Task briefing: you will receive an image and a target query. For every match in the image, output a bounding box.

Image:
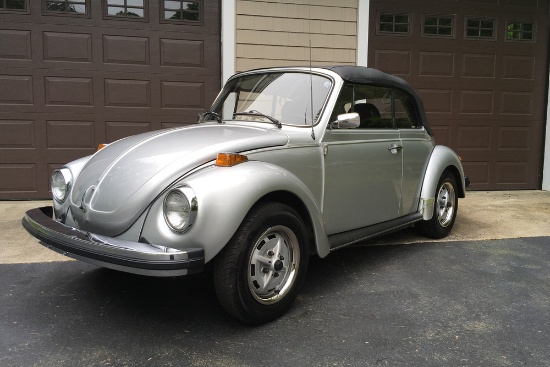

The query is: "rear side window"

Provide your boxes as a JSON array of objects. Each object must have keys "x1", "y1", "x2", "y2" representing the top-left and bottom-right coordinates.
[{"x1": 394, "y1": 90, "x2": 418, "y2": 128}]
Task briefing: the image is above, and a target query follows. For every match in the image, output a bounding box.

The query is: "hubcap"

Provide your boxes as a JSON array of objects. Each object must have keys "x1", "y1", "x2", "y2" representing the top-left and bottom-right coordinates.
[
  {"x1": 247, "y1": 225, "x2": 300, "y2": 304},
  {"x1": 436, "y1": 181, "x2": 455, "y2": 227}
]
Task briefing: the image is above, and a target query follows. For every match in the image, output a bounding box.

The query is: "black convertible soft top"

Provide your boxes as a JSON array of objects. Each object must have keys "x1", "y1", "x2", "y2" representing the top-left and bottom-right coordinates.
[{"x1": 322, "y1": 66, "x2": 433, "y2": 135}]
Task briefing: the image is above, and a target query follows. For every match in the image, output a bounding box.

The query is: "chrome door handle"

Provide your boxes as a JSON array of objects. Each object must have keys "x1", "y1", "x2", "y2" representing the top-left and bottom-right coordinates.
[{"x1": 388, "y1": 143, "x2": 403, "y2": 153}]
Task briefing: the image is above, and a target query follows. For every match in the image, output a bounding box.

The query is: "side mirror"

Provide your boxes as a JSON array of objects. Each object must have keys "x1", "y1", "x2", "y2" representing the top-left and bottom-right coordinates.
[{"x1": 334, "y1": 112, "x2": 360, "y2": 129}]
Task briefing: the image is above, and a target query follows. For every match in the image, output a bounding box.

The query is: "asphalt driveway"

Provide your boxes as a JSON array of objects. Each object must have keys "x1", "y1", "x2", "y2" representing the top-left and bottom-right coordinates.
[{"x1": 2, "y1": 236, "x2": 550, "y2": 367}]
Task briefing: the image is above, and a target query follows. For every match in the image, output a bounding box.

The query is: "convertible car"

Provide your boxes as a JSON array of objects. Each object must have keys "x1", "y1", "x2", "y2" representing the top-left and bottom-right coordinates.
[{"x1": 23, "y1": 66, "x2": 468, "y2": 324}]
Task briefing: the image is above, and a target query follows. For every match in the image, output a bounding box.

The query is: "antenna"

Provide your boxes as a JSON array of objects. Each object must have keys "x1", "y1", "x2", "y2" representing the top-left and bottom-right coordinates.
[{"x1": 308, "y1": 2, "x2": 315, "y2": 140}]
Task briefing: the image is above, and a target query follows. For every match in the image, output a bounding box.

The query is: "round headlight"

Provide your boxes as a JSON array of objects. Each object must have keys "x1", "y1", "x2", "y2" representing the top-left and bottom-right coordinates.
[
  {"x1": 51, "y1": 168, "x2": 72, "y2": 203},
  {"x1": 163, "y1": 186, "x2": 197, "y2": 233}
]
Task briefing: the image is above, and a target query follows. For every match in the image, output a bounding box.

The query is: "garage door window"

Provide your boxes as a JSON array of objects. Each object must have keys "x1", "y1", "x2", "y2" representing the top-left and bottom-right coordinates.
[
  {"x1": 506, "y1": 21, "x2": 535, "y2": 42},
  {"x1": 423, "y1": 15, "x2": 454, "y2": 37},
  {"x1": 378, "y1": 13, "x2": 410, "y2": 35},
  {"x1": 0, "y1": 0, "x2": 26, "y2": 11},
  {"x1": 105, "y1": 0, "x2": 146, "y2": 19},
  {"x1": 466, "y1": 18, "x2": 496, "y2": 40},
  {"x1": 45, "y1": 0, "x2": 87, "y2": 15},
  {"x1": 162, "y1": 0, "x2": 200, "y2": 22}
]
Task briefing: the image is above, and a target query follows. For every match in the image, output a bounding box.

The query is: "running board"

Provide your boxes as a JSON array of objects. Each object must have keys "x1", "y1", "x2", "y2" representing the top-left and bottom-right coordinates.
[{"x1": 328, "y1": 213, "x2": 423, "y2": 251}]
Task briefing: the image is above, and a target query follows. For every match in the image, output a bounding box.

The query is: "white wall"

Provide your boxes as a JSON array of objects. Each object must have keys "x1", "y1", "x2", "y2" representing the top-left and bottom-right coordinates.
[
  {"x1": 221, "y1": 0, "x2": 236, "y2": 84},
  {"x1": 356, "y1": 0, "x2": 369, "y2": 66}
]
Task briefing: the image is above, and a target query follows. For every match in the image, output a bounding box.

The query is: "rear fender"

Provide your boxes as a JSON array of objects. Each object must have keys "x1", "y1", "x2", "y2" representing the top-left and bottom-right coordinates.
[{"x1": 419, "y1": 146, "x2": 466, "y2": 220}]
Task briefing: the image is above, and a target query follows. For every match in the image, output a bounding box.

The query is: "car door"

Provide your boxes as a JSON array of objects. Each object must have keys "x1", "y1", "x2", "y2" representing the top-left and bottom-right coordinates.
[
  {"x1": 394, "y1": 89, "x2": 434, "y2": 215},
  {"x1": 322, "y1": 84, "x2": 403, "y2": 235}
]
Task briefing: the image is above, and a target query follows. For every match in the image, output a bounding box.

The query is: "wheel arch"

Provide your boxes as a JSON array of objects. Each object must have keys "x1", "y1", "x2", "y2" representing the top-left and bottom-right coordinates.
[
  {"x1": 254, "y1": 190, "x2": 318, "y2": 256},
  {"x1": 419, "y1": 145, "x2": 466, "y2": 220}
]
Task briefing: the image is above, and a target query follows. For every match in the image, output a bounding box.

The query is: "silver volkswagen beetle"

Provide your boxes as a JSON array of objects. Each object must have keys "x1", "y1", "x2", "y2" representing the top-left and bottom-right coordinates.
[{"x1": 23, "y1": 66, "x2": 469, "y2": 324}]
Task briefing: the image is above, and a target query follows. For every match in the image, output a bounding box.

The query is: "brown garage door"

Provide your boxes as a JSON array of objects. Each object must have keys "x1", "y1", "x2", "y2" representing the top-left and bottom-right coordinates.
[
  {"x1": 369, "y1": 0, "x2": 548, "y2": 190},
  {"x1": 0, "y1": 0, "x2": 220, "y2": 199}
]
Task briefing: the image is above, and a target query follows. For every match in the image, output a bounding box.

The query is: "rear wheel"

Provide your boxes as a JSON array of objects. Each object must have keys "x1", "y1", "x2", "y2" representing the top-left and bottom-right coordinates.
[
  {"x1": 416, "y1": 171, "x2": 458, "y2": 239},
  {"x1": 213, "y1": 202, "x2": 309, "y2": 324}
]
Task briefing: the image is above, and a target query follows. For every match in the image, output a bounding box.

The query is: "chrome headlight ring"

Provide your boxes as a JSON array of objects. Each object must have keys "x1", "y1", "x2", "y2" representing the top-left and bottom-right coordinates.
[
  {"x1": 51, "y1": 168, "x2": 73, "y2": 203},
  {"x1": 163, "y1": 186, "x2": 198, "y2": 234}
]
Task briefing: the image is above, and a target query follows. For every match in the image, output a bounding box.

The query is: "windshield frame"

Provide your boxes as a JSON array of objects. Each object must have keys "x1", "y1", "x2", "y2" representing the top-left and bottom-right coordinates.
[{"x1": 209, "y1": 70, "x2": 335, "y2": 128}]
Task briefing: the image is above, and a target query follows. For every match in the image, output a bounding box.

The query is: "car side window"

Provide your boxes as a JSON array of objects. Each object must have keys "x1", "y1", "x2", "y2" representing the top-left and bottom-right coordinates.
[
  {"x1": 394, "y1": 90, "x2": 419, "y2": 128},
  {"x1": 330, "y1": 83, "x2": 420, "y2": 129}
]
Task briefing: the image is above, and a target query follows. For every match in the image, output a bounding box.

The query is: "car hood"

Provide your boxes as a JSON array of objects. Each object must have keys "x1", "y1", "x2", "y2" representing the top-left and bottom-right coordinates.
[{"x1": 69, "y1": 124, "x2": 288, "y2": 235}]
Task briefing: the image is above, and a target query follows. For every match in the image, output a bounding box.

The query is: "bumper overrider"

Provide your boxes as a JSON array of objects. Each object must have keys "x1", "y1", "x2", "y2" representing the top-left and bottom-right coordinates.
[{"x1": 22, "y1": 206, "x2": 204, "y2": 277}]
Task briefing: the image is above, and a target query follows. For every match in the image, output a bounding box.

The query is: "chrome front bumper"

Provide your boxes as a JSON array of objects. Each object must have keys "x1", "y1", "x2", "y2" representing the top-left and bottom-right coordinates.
[{"x1": 22, "y1": 207, "x2": 204, "y2": 277}]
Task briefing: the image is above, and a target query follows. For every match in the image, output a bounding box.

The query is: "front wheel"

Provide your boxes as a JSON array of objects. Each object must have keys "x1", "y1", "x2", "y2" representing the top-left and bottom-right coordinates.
[
  {"x1": 213, "y1": 202, "x2": 309, "y2": 324},
  {"x1": 416, "y1": 171, "x2": 458, "y2": 239}
]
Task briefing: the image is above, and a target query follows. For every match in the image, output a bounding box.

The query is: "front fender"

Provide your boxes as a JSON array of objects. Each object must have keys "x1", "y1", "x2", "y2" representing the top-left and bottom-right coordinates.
[
  {"x1": 140, "y1": 161, "x2": 330, "y2": 263},
  {"x1": 419, "y1": 145, "x2": 466, "y2": 220}
]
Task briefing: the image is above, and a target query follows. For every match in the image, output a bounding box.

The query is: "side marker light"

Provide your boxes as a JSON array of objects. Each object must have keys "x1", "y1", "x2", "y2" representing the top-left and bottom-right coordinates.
[{"x1": 216, "y1": 153, "x2": 248, "y2": 167}]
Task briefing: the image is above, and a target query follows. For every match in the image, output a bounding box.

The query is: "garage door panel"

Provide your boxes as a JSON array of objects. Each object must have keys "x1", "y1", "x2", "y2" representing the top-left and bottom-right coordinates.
[
  {"x1": 161, "y1": 81, "x2": 204, "y2": 109},
  {"x1": 502, "y1": 55, "x2": 535, "y2": 80},
  {"x1": 0, "y1": 164, "x2": 37, "y2": 195},
  {"x1": 459, "y1": 90, "x2": 494, "y2": 114},
  {"x1": 419, "y1": 51, "x2": 454, "y2": 77},
  {"x1": 430, "y1": 126, "x2": 451, "y2": 147},
  {"x1": 458, "y1": 126, "x2": 492, "y2": 150},
  {"x1": 0, "y1": 119, "x2": 35, "y2": 149},
  {"x1": 496, "y1": 162, "x2": 529, "y2": 185},
  {"x1": 45, "y1": 77, "x2": 94, "y2": 107},
  {"x1": 0, "y1": 75, "x2": 33, "y2": 105},
  {"x1": 160, "y1": 38, "x2": 204, "y2": 67},
  {"x1": 374, "y1": 49, "x2": 411, "y2": 76},
  {"x1": 500, "y1": 91, "x2": 533, "y2": 115},
  {"x1": 461, "y1": 162, "x2": 490, "y2": 186},
  {"x1": 498, "y1": 126, "x2": 531, "y2": 148},
  {"x1": 419, "y1": 89, "x2": 453, "y2": 114},
  {"x1": 104, "y1": 79, "x2": 151, "y2": 108},
  {"x1": 43, "y1": 31, "x2": 92, "y2": 63},
  {"x1": 462, "y1": 53, "x2": 496, "y2": 78},
  {"x1": 46, "y1": 120, "x2": 95, "y2": 149},
  {"x1": 103, "y1": 35, "x2": 150, "y2": 66},
  {"x1": 0, "y1": 29, "x2": 32, "y2": 61}
]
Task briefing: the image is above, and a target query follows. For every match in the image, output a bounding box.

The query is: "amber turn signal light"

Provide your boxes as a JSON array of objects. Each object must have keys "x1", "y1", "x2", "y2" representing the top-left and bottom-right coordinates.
[
  {"x1": 97, "y1": 143, "x2": 108, "y2": 151},
  {"x1": 216, "y1": 153, "x2": 248, "y2": 167}
]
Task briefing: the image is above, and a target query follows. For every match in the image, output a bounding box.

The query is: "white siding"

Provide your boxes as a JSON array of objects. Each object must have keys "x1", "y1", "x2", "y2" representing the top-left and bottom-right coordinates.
[{"x1": 235, "y1": 0, "x2": 358, "y2": 72}]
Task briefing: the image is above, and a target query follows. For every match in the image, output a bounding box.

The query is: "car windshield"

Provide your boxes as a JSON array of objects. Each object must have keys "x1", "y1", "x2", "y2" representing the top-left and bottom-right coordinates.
[{"x1": 212, "y1": 72, "x2": 333, "y2": 126}]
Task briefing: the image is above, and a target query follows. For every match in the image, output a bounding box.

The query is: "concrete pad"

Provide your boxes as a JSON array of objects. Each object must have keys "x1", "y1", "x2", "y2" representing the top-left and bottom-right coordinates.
[
  {"x1": 0, "y1": 200, "x2": 70, "y2": 264},
  {"x1": 2, "y1": 190, "x2": 550, "y2": 264}
]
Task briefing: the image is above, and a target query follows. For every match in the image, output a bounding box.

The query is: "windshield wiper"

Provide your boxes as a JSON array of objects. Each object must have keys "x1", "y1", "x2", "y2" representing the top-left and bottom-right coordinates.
[
  {"x1": 199, "y1": 110, "x2": 222, "y2": 123},
  {"x1": 233, "y1": 110, "x2": 282, "y2": 129}
]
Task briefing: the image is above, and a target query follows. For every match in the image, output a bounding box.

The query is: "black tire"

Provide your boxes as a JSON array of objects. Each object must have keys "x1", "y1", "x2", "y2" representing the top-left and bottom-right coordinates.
[
  {"x1": 213, "y1": 202, "x2": 309, "y2": 324},
  {"x1": 416, "y1": 170, "x2": 458, "y2": 239}
]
